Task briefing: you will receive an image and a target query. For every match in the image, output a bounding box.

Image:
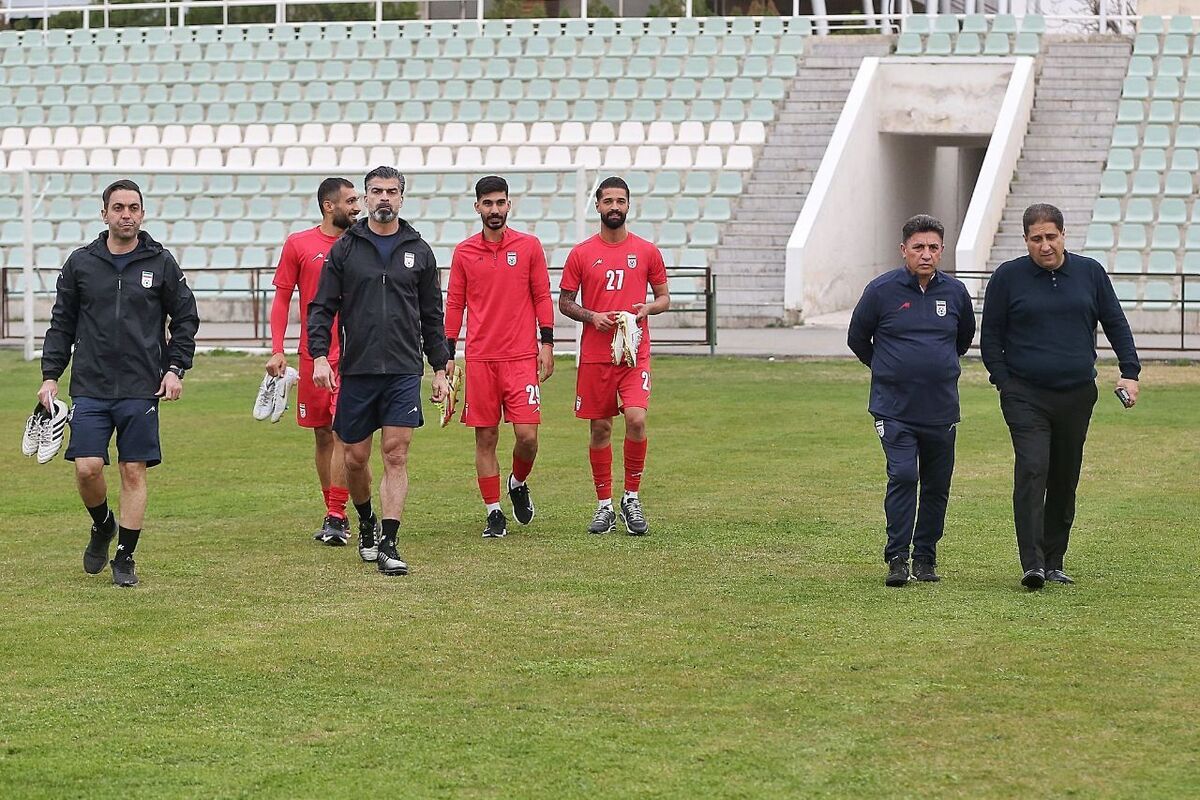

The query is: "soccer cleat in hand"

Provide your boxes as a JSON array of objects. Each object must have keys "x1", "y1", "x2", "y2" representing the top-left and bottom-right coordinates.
[
  {"x1": 252, "y1": 372, "x2": 277, "y2": 421},
  {"x1": 21, "y1": 403, "x2": 44, "y2": 457},
  {"x1": 271, "y1": 367, "x2": 299, "y2": 423},
  {"x1": 434, "y1": 364, "x2": 464, "y2": 428},
  {"x1": 37, "y1": 399, "x2": 69, "y2": 464},
  {"x1": 610, "y1": 311, "x2": 641, "y2": 367}
]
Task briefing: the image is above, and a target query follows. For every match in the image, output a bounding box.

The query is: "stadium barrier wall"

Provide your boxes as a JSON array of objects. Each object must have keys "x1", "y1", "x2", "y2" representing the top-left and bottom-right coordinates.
[{"x1": 955, "y1": 54, "x2": 1035, "y2": 294}]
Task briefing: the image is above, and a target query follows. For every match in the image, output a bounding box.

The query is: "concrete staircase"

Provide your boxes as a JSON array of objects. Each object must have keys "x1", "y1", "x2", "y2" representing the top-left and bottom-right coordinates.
[
  {"x1": 988, "y1": 37, "x2": 1131, "y2": 269},
  {"x1": 712, "y1": 36, "x2": 893, "y2": 327}
]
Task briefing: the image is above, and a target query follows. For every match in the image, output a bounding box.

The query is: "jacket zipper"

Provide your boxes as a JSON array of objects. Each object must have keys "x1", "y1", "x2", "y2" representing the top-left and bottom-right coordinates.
[
  {"x1": 114, "y1": 273, "x2": 122, "y2": 397},
  {"x1": 380, "y1": 269, "x2": 388, "y2": 373}
]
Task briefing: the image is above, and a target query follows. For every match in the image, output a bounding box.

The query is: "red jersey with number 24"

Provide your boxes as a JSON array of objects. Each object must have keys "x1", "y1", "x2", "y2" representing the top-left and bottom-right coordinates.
[
  {"x1": 272, "y1": 226, "x2": 340, "y2": 361},
  {"x1": 559, "y1": 231, "x2": 668, "y2": 365}
]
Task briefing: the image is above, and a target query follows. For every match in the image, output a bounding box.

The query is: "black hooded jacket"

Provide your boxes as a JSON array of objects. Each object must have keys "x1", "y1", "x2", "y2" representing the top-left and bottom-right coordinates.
[
  {"x1": 308, "y1": 218, "x2": 450, "y2": 375},
  {"x1": 41, "y1": 230, "x2": 200, "y2": 400}
]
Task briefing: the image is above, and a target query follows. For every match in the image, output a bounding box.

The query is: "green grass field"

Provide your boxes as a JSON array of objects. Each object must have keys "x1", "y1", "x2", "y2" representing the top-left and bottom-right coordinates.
[{"x1": 0, "y1": 350, "x2": 1198, "y2": 799}]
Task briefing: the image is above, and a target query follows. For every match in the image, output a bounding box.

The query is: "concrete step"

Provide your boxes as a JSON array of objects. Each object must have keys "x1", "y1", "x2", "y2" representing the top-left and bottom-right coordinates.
[
  {"x1": 767, "y1": 133, "x2": 841, "y2": 147},
  {"x1": 744, "y1": 180, "x2": 812, "y2": 194},
  {"x1": 1036, "y1": 99, "x2": 1122, "y2": 111},
  {"x1": 776, "y1": 111, "x2": 843, "y2": 125},
  {"x1": 709, "y1": 272, "x2": 785, "y2": 289},
  {"x1": 721, "y1": 232, "x2": 794, "y2": 248},
  {"x1": 711, "y1": 246, "x2": 788, "y2": 265}
]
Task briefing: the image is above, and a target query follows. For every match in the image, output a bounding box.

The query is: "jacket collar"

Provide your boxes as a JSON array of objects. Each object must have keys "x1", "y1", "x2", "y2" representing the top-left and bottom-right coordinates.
[
  {"x1": 86, "y1": 229, "x2": 163, "y2": 264},
  {"x1": 1026, "y1": 252, "x2": 1072, "y2": 277},
  {"x1": 345, "y1": 216, "x2": 422, "y2": 244},
  {"x1": 900, "y1": 266, "x2": 943, "y2": 290}
]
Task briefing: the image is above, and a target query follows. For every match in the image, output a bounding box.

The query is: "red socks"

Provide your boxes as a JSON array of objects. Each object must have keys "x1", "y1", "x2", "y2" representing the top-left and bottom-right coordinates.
[
  {"x1": 589, "y1": 445, "x2": 613, "y2": 501},
  {"x1": 624, "y1": 437, "x2": 647, "y2": 493},
  {"x1": 324, "y1": 486, "x2": 349, "y2": 520},
  {"x1": 478, "y1": 474, "x2": 501, "y2": 505},
  {"x1": 512, "y1": 455, "x2": 534, "y2": 484}
]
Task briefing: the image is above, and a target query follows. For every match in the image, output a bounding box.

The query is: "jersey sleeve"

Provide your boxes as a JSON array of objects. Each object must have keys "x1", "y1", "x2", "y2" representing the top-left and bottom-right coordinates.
[
  {"x1": 444, "y1": 245, "x2": 467, "y2": 342},
  {"x1": 271, "y1": 236, "x2": 300, "y2": 290},
  {"x1": 529, "y1": 240, "x2": 555, "y2": 328},
  {"x1": 559, "y1": 247, "x2": 582, "y2": 293},
  {"x1": 647, "y1": 245, "x2": 668, "y2": 287}
]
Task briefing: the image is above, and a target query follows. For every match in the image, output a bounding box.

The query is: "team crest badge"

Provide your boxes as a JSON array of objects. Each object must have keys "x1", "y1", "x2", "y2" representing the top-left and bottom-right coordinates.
[
  {"x1": 875, "y1": 420, "x2": 885, "y2": 438},
  {"x1": 935, "y1": 300, "x2": 947, "y2": 317},
  {"x1": 140, "y1": 270, "x2": 153, "y2": 288},
  {"x1": 403, "y1": 252, "x2": 415, "y2": 269},
  {"x1": 507, "y1": 251, "x2": 517, "y2": 267},
  {"x1": 627, "y1": 254, "x2": 637, "y2": 269}
]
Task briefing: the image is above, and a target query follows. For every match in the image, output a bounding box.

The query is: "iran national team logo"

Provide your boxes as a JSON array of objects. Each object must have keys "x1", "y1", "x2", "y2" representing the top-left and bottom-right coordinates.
[
  {"x1": 935, "y1": 300, "x2": 947, "y2": 317},
  {"x1": 140, "y1": 270, "x2": 153, "y2": 288},
  {"x1": 403, "y1": 252, "x2": 415, "y2": 269},
  {"x1": 627, "y1": 254, "x2": 637, "y2": 269},
  {"x1": 507, "y1": 251, "x2": 517, "y2": 267}
]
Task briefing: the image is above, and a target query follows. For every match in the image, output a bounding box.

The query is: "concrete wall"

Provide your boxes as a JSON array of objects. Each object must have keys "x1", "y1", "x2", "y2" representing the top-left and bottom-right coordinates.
[{"x1": 786, "y1": 57, "x2": 1016, "y2": 319}]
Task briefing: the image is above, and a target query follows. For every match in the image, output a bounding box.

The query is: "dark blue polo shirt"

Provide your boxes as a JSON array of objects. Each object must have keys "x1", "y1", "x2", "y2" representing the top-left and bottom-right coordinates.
[
  {"x1": 847, "y1": 268, "x2": 976, "y2": 425},
  {"x1": 980, "y1": 252, "x2": 1140, "y2": 390}
]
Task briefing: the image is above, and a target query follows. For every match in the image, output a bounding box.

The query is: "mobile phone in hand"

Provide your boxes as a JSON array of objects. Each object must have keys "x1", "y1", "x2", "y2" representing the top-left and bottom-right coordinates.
[{"x1": 1114, "y1": 387, "x2": 1133, "y2": 408}]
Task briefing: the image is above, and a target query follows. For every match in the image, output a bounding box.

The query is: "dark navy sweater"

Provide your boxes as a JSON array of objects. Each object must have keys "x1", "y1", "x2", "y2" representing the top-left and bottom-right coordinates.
[
  {"x1": 847, "y1": 268, "x2": 976, "y2": 425},
  {"x1": 980, "y1": 252, "x2": 1140, "y2": 390}
]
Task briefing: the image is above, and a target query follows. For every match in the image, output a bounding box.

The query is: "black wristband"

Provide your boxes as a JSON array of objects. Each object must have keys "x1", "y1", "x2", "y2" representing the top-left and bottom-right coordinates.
[
  {"x1": 539, "y1": 327, "x2": 554, "y2": 345},
  {"x1": 167, "y1": 365, "x2": 185, "y2": 379},
  {"x1": 447, "y1": 338, "x2": 457, "y2": 358}
]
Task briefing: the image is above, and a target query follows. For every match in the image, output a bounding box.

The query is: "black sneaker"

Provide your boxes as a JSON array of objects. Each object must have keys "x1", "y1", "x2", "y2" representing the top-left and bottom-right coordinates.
[
  {"x1": 83, "y1": 513, "x2": 117, "y2": 575},
  {"x1": 111, "y1": 557, "x2": 139, "y2": 587},
  {"x1": 376, "y1": 538, "x2": 409, "y2": 576},
  {"x1": 313, "y1": 515, "x2": 350, "y2": 546},
  {"x1": 911, "y1": 557, "x2": 940, "y2": 582},
  {"x1": 483, "y1": 508, "x2": 508, "y2": 539},
  {"x1": 619, "y1": 495, "x2": 649, "y2": 535},
  {"x1": 885, "y1": 556, "x2": 910, "y2": 587},
  {"x1": 358, "y1": 516, "x2": 380, "y2": 563},
  {"x1": 1045, "y1": 569, "x2": 1074, "y2": 585},
  {"x1": 508, "y1": 475, "x2": 535, "y2": 525},
  {"x1": 587, "y1": 505, "x2": 617, "y2": 535},
  {"x1": 1021, "y1": 568, "x2": 1046, "y2": 589}
]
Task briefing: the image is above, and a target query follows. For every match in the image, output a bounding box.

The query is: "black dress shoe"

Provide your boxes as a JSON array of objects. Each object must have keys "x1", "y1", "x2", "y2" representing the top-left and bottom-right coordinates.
[
  {"x1": 885, "y1": 556, "x2": 910, "y2": 587},
  {"x1": 911, "y1": 557, "x2": 940, "y2": 582},
  {"x1": 1021, "y1": 568, "x2": 1045, "y2": 589},
  {"x1": 1045, "y1": 569, "x2": 1075, "y2": 585}
]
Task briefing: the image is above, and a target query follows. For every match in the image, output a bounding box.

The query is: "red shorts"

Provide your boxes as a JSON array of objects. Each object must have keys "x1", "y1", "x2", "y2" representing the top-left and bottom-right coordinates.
[
  {"x1": 297, "y1": 356, "x2": 339, "y2": 429},
  {"x1": 462, "y1": 357, "x2": 542, "y2": 427},
  {"x1": 574, "y1": 360, "x2": 652, "y2": 419}
]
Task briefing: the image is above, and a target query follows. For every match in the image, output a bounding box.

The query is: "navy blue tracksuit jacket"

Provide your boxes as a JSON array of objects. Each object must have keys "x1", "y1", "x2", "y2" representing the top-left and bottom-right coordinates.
[{"x1": 847, "y1": 267, "x2": 976, "y2": 565}]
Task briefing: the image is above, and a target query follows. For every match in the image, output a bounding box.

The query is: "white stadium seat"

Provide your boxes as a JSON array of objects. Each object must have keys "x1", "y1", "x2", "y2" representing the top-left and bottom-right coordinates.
[
  {"x1": 144, "y1": 148, "x2": 170, "y2": 168},
  {"x1": 359, "y1": 122, "x2": 383, "y2": 143},
  {"x1": 62, "y1": 149, "x2": 88, "y2": 168},
  {"x1": 252, "y1": 147, "x2": 279, "y2": 168},
  {"x1": 282, "y1": 146, "x2": 309, "y2": 168},
  {"x1": 677, "y1": 121, "x2": 706, "y2": 145},
  {"x1": 133, "y1": 126, "x2": 159, "y2": 146},
  {"x1": 197, "y1": 148, "x2": 224, "y2": 168},
  {"x1": 588, "y1": 122, "x2": 616, "y2": 145},
  {"x1": 298, "y1": 123, "x2": 325, "y2": 145},
  {"x1": 225, "y1": 147, "x2": 252, "y2": 168},
  {"x1": 455, "y1": 145, "x2": 483, "y2": 167},
  {"x1": 188, "y1": 124, "x2": 215, "y2": 147},
  {"x1": 484, "y1": 145, "x2": 513, "y2": 166},
  {"x1": 664, "y1": 145, "x2": 692, "y2": 168},
  {"x1": 384, "y1": 123, "x2": 411, "y2": 144},
  {"x1": 367, "y1": 146, "x2": 395, "y2": 165},
  {"x1": 725, "y1": 145, "x2": 754, "y2": 170},
  {"x1": 116, "y1": 149, "x2": 141, "y2": 168},
  {"x1": 243, "y1": 124, "x2": 270, "y2": 146},
  {"x1": 694, "y1": 145, "x2": 723, "y2": 169},
  {"x1": 738, "y1": 121, "x2": 766, "y2": 145},
  {"x1": 543, "y1": 146, "x2": 572, "y2": 167},
  {"x1": 170, "y1": 148, "x2": 196, "y2": 168},
  {"x1": 576, "y1": 145, "x2": 601, "y2": 169},
  {"x1": 444, "y1": 123, "x2": 470, "y2": 145},
  {"x1": 310, "y1": 146, "x2": 336, "y2": 167},
  {"x1": 161, "y1": 125, "x2": 187, "y2": 147},
  {"x1": 413, "y1": 123, "x2": 441, "y2": 146},
  {"x1": 34, "y1": 149, "x2": 59, "y2": 168},
  {"x1": 560, "y1": 122, "x2": 586, "y2": 145},
  {"x1": 80, "y1": 126, "x2": 105, "y2": 148},
  {"x1": 618, "y1": 121, "x2": 645, "y2": 145},
  {"x1": 603, "y1": 145, "x2": 632, "y2": 169},
  {"x1": 271, "y1": 124, "x2": 298, "y2": 146},
  {"x1": 708, "y1": 121, "x2": 736, "y2": 145},
  {"x1": 425, "y1": 146, "x2": 453, "y2": 167},
  {"x1": 341, "y1": 146, "x2": 366, "y2": 169},
  {"x1": 1, "y1": 128, "x2": 26, "y2": 148},
  {"x1": 500, "y1": 122, "x2": 527, "y2": 144},
  {"x1": 7, "y1": 150, "x2": 31, "y2": 169},
  {"x1": 328, "y1": 123, "x2": 355, "y2": 145},
  {"x1": 513, "y1": 146, "x2": 542, "y2": 167},
  {"x1": 397, "y1": 145, "x2": 424, "y2": 166},
  {"x1": 471, "y1": 122, "x2": 499, "y2": 146},
  {"x1": 215, "y1": 124, "x2": 242, "y2": 146},
  {"x1": 88, "y1": 149, "x2": 113, "y2": 167},
  {"x1": 528, "y1": 122, "x2": 556, "y2": 145},
  {"x1": 53, "y1": 127, "x2": 79, "y2": 148},
  {"x1": 633, "y1": 145, "x2": 662, "y2": 169}
]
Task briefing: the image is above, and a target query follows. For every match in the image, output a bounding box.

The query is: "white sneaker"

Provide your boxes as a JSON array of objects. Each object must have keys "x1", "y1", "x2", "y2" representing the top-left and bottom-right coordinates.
[
  {"x1": 21, "y1": 404, "x2": 44, "y2": 457},
  {"x1": 37, "y1": 399, "x2": 69, "y2": 464},
  {"x1": 271, "y1": 366, "x2": 299, "y2": 423},
  {"x1": 252, "y1": 372, "x2": 277, "y2": 421},
  {"x1": 611, "y1": 311, "x2": 640, "y2": 367}
]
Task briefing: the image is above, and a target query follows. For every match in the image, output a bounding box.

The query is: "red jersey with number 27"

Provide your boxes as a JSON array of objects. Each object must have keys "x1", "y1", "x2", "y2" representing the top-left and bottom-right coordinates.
[
  {"x1": 272, "y1": 226, "x2": 340, "y2": 361},
  {"x1": 559, "y1": 231, "x2": 668, "y2": 365}
]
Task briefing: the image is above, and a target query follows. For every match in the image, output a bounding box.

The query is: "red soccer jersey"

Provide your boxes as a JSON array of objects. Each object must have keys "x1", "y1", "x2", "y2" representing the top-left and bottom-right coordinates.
[
  {"x1": 445, "y1": 227, "x2": 554, "y2": 362},
  {"x1": 272, "y1": 226, "x2": 341, "y2": 361},
  {"x1": 559, "y1": 231, "x2": 668, "y2": 364}
]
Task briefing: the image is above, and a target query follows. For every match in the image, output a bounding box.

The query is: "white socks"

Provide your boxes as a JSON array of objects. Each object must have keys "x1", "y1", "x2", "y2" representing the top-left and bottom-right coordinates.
[
  {"x1": 485, "y1": 502, "x2": 501, "y2": 514},
  {"x1": 623, "y1": 490, "x2": 639, "y2": 500},
  {"x1": 598, "y1": 499, "x2": 613, "y2": 510}
]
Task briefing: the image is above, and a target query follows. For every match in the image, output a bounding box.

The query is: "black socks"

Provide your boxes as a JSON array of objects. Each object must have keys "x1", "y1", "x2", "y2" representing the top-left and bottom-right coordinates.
[
  {"x1": 115, "y1": 526, "x2": 140, "y2": 562},
  {"x1": 381, "y1": 518, "x2": 400, "y2": 546},
  {"x1": 354, "y1": 499, "x2": 374, "y2": 524},
  {"x1": 87, "y1": 501, "x2": 112, "y2": 529}
]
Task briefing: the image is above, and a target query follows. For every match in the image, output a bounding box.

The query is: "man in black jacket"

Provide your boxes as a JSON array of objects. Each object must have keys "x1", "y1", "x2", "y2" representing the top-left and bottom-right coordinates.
[
  {"x1": 848, "y1": 215, "x2": 975, "y2": 587},
  {"x1": 38, "y1": 179, "x2": 199, "y2": 588},
  {"x1": 309, "y1": 166, "x2": 450, "y2": 577},
  {"x1": 982, "y1": 203, "x2": 1141, "y2": 590}
]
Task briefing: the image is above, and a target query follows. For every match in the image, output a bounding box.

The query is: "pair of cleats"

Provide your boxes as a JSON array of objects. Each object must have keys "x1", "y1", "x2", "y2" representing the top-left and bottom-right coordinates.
[
  {"x1": 610, "y1": 311, "x2": 642, "y2": 367},
  {"x1": 885, "y1": 556, "x2": 940, "y2": 587},
  {"x1": 482, "y1": 474, "x2": 537, "y2": 538},
  {"x1": 22, "y1": 400, "x2": 69, "y2": 464},
  {"x1": 352, "y1": 516, "x2": 408, "y2": 576},
  {"x1": 1022, "y1": 568, "x2": 1075, "y2": 589},
  {"x1": 434, "y1": 365, "x2": 464, "y2": 428},
  {"x1": 587, "y1": 495, "x2": 649, "y2": 536},
  {"x1": 83, "y1": 514, "x2": 138, "y2": 587},
  {"x1": 252, "y1": 368, "x2": 299, "y2": 423}
]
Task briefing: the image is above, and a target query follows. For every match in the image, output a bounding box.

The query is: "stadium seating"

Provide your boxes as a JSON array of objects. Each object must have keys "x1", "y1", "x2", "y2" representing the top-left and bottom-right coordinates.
[
  {"x1": 1088, "y1": 13, "x2": 1200, "y2": 312},
  {"x1": 896, "y1": 14, "x2": 1043, "y2": 56},
  {"x1": 0, "y1": 18, "x2": 805, "y2": 291}
]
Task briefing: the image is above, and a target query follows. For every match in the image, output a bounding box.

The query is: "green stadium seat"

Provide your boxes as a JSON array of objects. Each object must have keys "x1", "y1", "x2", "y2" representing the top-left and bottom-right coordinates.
[
  {"x1": 1177, "y1": 124, "x2": 1200, "y2": 148},
  {"x1": 1110, "y1": 125, "x2": 1139, "y2": 148},
  {"x1": 1092, "y1": 198, "x2": 1122, "y2": 223},
  {"x1": 932, "y1": 16, "x2": 958, "y2": 34},
  {"x1": 1117, "y1": 223, "x2": 1147, "y2": 250},
  {"x1": 1154, "y1": 76, "x2": 1180, "y2": 98},
  {"x1": 1140, "y1": 15, "x2": 1166, "y2": 34},
  {"x1": 1140, "y1": 147, "x2": 1167, "y2": 171},
  {"x1": 1107, "y1": 148, "x2": 1135, "y2": 171},
  {"x1": 984, "y1": 33, "x2": 1010, "y2": 56},
  {"x1": 1171, "y1": 148, "x2": 1199, "y2": 171},
  {"x1": 1099, "y1": 169, "x2": 1129, "y2": 195},
  {"x1": 955, "y1": 33, "x2": 982, "y2": 56},
  {"x1": 1150, "y1": 100, "x2": 1177, "y2": 122},
  {"x1": 1085, "y1": 223, "x2": 1116, "y2": 249},
  {"x1": 1146, "y1": 251, "x2": 1177, "y2": 273},
  {"x1": 1126, "y1": 198, "x2": 1154, "y2": 223},
  {"x1": 1131, "y1": 170, "x2": 1162, "y2": 195},
  {"x1": 1152, "y1": 224, "x2": 1182, "y2": 249},
  {"x1": 1163, "y1": 34, "x2": 1191, "y2": 57},
  {"x1": 925, "y1": 33, "x2": 952, "y2": 56},
  {"x1": 1117, "y1": 100, "x2": 1144, "y2": 123},
  {"x1": 1127, "y1": 56, "x2": 1155, "y2": 78},
  {"x1": 1013, "y1": 33, "x2": 1039, "y2": 55},
  {"x1": 1020, "y1": 14, "x2": 1046, "y2": 34},
  {"x1": 1143, "y1": 124, "x2": 1171, "y2": 147},
  {"x1": 1184, "y1": 253, "x2": 1200, "y2": 274},
  {"x1": 1113, "y1": 250, "x2": 1142, "y2": 273},
  {"x1": 1164, "y1": 170, "x2": 1194, "y2": 196},
  {"x1": 1122, "y1": 76, "x2": 1149, "y2": 99},
  {"x1": 896, "y1": 33, "x2": 922, "y2": 56}
]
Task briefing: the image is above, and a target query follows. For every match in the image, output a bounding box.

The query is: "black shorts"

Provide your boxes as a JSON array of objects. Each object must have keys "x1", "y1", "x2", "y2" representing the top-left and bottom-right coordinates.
[
  {"x1": 65, "y1": 397, "x2": 162, "y2": 467},
  {"x1": 334, "y1": 374, "x2": 424, "y2": 444}
]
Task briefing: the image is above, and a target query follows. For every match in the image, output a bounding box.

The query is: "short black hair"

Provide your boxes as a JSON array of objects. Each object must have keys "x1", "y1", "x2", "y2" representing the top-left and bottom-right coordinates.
[
  {"x1": 595, "y1": 176, "x2": 630, "y2": 201},
  {"x1": 1022, "y1": 203, "x2": 1065, "y2": 235},
  {"x1": 475, "y1": 175, "x2": 509, "y2": 200},
  {"x1": 317, "y1": 177, "x2": 354, "y2": 213},
  {"x1": 364, "y1": 165, "x2": 405, "y2": 195},
  {"x1": 901, "y1": 214, "x2": 944, "y2": 243},
  {"x1": 102, "y1": 179, "x2": 143, "y2": 209}
]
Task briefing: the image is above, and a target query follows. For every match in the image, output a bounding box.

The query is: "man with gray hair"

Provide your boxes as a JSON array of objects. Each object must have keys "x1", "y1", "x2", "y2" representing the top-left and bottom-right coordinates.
[
  {"x1": 308, "y1": 166, "x2": 451, "y2": 577},
  {"x1": 848, "y1": 214, "x2": 976, "y2": 587}
]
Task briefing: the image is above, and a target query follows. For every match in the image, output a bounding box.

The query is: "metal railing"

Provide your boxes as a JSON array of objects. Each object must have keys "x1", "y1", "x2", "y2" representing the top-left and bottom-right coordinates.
[{"x1": 2, "y1": 263, "x2": 719, "y2": 354}]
